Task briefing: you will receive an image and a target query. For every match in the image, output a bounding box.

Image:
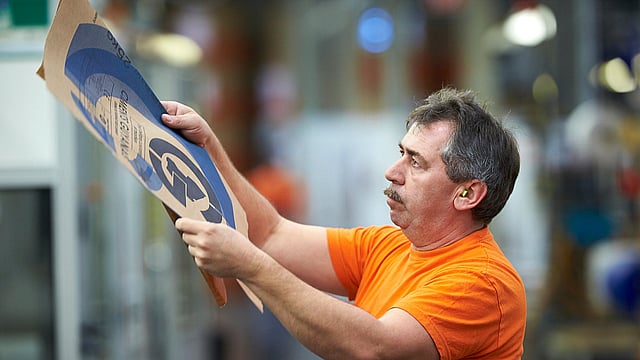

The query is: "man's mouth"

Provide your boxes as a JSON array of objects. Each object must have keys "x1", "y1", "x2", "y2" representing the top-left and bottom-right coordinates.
[{"x1": 383, "y1": 188, "x2": 403, "y2": 204}]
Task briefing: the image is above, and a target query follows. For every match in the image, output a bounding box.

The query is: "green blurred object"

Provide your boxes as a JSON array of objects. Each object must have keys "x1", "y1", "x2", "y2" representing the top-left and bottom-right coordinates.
[{"x1": 9, "y1": 0, "x2": 48, "y2": 26}]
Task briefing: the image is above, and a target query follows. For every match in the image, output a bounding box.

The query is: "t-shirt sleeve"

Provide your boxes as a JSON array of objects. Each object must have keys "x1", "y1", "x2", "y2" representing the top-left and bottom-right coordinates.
[
  {"x1": 326, "y1": 227, "x2": 366, "y2": 300},
  {"x1": 326, "y1": 225, "x2": 402, "y2": 301}
]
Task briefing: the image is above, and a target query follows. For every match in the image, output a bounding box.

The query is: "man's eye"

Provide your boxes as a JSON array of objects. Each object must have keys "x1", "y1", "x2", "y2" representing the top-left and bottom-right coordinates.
[{"x1": 411, "y1": 157, "x2": 420, "y2": 167}]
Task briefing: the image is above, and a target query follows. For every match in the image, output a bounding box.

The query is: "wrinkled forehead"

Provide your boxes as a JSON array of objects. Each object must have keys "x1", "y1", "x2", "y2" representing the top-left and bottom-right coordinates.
[
  {"x1": 407, "y1": 121, "x2": 454, "y2": 140},
  {"x1": 403, "y1": 121, "x2": 455, "y2": 153}
]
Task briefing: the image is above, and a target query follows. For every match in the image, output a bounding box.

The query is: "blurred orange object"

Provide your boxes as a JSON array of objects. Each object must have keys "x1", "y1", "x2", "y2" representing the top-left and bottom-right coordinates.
[{"x1": 246, "y1": 163, "x2": 306, "y2": 221}]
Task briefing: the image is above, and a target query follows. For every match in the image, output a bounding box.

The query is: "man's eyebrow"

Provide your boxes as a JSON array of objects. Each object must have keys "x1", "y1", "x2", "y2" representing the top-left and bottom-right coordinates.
[{"x1": 398, "y1": 143, "x2": 427, "y2": 163}]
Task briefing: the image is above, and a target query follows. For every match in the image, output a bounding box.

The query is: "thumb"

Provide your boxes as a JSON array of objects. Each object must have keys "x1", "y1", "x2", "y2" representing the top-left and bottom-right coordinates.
[
  {"x1": 161, "y1": 113, "x2": 194, "y2": 131},
  {"x1": 161, "y1": 113, "x2": 177, "y2": 126}
]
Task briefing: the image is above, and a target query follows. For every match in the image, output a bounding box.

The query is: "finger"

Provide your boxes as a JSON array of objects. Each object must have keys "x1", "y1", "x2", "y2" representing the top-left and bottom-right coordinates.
[
  {"x1": 175, "y1": 217, "x2": 197, "y2": 233},
  {"x1": 161, "y1": 113, "x2": 181, "y2": 128},
  {"x1": 160, "y1": 100, "x2": 177, "y2": 114},
  {"x1": 184, "y1": 238, "x2": 207, "y2": 262},
  {"x1": 162, "y1": 113, "x2": 200, "y2": 134},
  {"x1": 181, "y1": 231, "x2": 194, "y2": 247},
  {"x1": 189, "y1": 246, "x2": 211, "y2": 268},
  {"x1": 193, "y1": 256, "x2": 206, "y2": 269},
  {"x1": 186, "y1": 243, "x2": 201, "y2": 258},
  {"x1": 187, "y1": 247, "x2": 203, "y2": 268}
]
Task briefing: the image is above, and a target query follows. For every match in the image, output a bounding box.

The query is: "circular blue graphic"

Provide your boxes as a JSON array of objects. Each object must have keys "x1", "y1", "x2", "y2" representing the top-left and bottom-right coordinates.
[{"x1": 149, "y1": 138, "x2": 223, "y2": 223}]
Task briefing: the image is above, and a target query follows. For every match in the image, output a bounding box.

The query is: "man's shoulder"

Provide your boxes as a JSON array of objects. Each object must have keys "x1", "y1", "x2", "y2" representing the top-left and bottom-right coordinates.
[{"x1": 329, "y1": 224, "x2": 403, "y2": 240}]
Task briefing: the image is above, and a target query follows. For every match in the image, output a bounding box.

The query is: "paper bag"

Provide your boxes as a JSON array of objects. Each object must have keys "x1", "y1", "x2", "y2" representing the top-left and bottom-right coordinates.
[{"x1": 38, "y1": 0, "x2": 261, "y2": 310}]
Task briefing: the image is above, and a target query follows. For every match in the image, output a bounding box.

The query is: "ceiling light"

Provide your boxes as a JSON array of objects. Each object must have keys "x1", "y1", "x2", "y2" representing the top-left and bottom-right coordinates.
[{"x1": 503, "y1": 3, "x2": 556, "y2": 47}]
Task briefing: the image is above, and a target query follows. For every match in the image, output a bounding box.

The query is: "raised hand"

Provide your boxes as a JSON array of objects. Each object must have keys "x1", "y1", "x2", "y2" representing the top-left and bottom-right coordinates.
[{"x1": 161, "y1": 101, "x2": 215, "y2": 148}]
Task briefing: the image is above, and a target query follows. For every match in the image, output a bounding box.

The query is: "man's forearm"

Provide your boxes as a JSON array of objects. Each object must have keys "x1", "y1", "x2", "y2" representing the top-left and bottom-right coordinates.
[
  {"x1": 242, "y1": 253, "x2": 397, "y2": 360},
  {"x1": 203, "y1": 135, "x2": 282, "y2": 245}
]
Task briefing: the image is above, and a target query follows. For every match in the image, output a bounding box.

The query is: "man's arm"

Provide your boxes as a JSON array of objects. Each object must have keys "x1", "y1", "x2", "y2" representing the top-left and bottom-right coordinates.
[{"x1": 177, "y1": 218, "x2": 440, "y2": 360}]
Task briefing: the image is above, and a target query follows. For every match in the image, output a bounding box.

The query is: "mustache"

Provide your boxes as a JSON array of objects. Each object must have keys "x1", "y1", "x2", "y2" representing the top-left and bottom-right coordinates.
[{"x1": 383, "y1": 187, "x2": 403, "y2": 204}]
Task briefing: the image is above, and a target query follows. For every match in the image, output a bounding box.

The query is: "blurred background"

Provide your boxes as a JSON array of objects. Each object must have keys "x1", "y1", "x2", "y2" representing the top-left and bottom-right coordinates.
[{"x1": 1, "y1": 0, "x2": 640, "y2": 359}]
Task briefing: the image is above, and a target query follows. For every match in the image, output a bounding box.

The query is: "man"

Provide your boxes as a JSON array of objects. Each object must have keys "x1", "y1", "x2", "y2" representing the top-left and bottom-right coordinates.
[{"x1": 161, "y1": 87, "x2": 526, "y2": 359}]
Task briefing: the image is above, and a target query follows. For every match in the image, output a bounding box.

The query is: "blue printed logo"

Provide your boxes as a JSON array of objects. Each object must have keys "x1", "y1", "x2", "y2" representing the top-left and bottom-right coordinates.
[{"x1": 149, "y1": 138, "x2": 223, "y2": 223}]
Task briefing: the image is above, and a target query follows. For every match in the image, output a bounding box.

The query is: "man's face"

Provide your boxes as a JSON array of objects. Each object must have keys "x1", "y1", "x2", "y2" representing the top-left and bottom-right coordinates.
[{"x1": 384, "y1": 121, "x2": 459, "y2": 239}]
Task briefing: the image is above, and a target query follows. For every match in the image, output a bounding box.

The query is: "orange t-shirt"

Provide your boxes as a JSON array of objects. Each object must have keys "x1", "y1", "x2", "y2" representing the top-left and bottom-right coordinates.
[{"x1": 327, "y1": 225, "x2": 526, "y2": 359}]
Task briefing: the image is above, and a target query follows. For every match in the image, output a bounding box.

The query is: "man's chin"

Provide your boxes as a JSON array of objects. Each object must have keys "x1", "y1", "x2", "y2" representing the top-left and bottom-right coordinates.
[{"x1": 388, "y1": 212, "x2": 406, "y2": 228}]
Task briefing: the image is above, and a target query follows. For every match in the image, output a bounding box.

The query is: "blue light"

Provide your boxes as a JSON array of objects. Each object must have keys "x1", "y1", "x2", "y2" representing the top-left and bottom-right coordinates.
[{"x1": 357, "y1": 7, "x2": 394, "y2": 54}]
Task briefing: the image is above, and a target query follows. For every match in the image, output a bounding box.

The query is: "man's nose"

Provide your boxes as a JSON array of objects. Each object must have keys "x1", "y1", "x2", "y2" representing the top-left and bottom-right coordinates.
[{"x1": 384, "y1": 159, "x2": 404, "y2": 184}]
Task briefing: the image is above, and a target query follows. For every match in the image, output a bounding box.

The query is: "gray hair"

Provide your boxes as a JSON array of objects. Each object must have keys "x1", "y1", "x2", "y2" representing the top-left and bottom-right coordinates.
[{"x1": 406, "y1": 87, "x2": 520, "y2": 224}]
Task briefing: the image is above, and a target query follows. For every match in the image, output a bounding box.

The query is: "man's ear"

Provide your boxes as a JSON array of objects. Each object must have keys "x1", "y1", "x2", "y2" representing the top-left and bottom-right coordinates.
[{"x1": 454, "y1": 180, "x2": 487, "y2": 210}]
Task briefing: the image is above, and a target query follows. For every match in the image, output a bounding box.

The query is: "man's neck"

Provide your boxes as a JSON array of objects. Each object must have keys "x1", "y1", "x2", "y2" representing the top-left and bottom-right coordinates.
[{"x1": 409, "y1": 223, "x2": 485, "y2": 251}]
